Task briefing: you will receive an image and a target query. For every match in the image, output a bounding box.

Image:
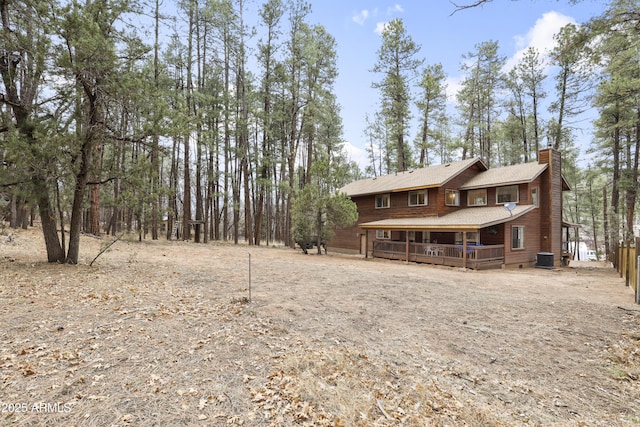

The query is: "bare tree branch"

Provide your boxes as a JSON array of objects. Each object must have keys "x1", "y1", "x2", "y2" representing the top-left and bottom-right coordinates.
[
  {"x1": 0, "y1": 180, "x2": 27, "y2": 188},
  {"x1": 89, "y1": 233, "x2": 125, "y2": 266},
  {"x1": 449, "y1": 0, "x2": 493, "y2": 15},
  {"x1": 0, "y1": 92, "x2": 22, "y2": 108},
  {"x1": 86, "y1": 176, "x2": 119, "y2": 186},
  {"x1": 450, "y1": 0, "x2": 584, "y2": 15}
]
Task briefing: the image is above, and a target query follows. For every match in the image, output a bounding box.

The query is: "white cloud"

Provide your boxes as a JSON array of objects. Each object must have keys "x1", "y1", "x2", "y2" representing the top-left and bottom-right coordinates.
[
  {"x1": 344, "y1": 140, "x2": 368, "y2": 169},
  {"x1": 388, "y1": 4, "x2": 404, "y2": 14},
  {"x1": 445, "y1": 75, "x2": 463, "y2": 103},
  {"x1": 505, "y1": 11, "x2": 577, "y2": 71},
  {"x1": 352, "y1": 9, "x2": 369, "y2": 26},
  {"x1": 374, "y1": 21, "x2": 389, "y2": 35}
]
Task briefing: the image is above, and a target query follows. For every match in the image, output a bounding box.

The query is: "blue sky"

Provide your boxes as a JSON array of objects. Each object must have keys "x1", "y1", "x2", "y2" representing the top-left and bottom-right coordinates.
[{"x1": 302, "y1": 0, "x2": 608, "y2": 167}]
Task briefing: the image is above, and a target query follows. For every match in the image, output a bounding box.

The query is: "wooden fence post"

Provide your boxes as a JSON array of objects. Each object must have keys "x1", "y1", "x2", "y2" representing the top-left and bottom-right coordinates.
[
  {"x1": 628, "y1": 241, "x2": 632, "y2": 283},
  {"x1": 636, "y1": 254, "x2": 640, "y2": 305},
  {"x1": 617, "y1": 241, "x2": 623, "y2": 278},
  {"x1": 636, "y1": 237, "x2": 640, "y2": 304}
]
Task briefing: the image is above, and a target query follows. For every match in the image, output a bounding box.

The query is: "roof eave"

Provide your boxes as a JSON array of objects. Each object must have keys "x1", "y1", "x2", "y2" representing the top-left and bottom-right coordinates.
[
  {"x1": 341, "y1": 157, "x2": 486, "y2": 197},
  {"x1": 358, "y1": 205, "x2": 535, "y2": 230}
]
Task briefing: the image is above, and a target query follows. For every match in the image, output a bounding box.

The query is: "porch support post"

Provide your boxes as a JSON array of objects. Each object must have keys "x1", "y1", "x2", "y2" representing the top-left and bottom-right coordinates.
[
  {"x1": 365, "y1": 230, "x2": 369, "y2": 259},
  {"x1": 405, "y1": 230, "x2": 410, "y2": 263},
  {"x1": 463, "y1": 231, "x2": 468, "y2": 269}
]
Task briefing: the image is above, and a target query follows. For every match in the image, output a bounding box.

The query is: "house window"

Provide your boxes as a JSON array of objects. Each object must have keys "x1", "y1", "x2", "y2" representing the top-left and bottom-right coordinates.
[
  {"x1": 445, "y1": 189, "x2": 460, "y2": 206},
  {"x1": 467, "y1": 189, "x2": 487, "y2": 206},
  {"x1": 375, "y1": 194, "x2": 390, "y2": 209},
  {"x1": 531, "y1": 187, "x2": 539, "y2": 207},
  {"x1": 512, "y1": 226, "x2": 525, "y2": 249},
  {"x1": 376, "y1": 229, "x2": 390, "y2": 239},
  {"x1": 408, "y1": 190, "x2": 427, "y2": 206},
  {"x1": 455, "y1": 231, "x2": 478, "y2": 244},
  {"x1": 497, "y1": 185, "x2": 519, "y2": 204}
]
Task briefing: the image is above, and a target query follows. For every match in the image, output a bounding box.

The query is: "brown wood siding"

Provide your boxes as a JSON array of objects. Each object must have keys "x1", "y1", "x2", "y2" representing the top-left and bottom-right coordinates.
[
  {"x1": 539, "y1": 154, "x2": 552, "y2": 255},
  {"x1": 328, "y1": 190, "x2": 438, "y2": 252},
  {"x1": 503, "y1": 209, "x2": 542, "y2": 267},
  {"x1": 550, "y1": 150, "x2": 563, "y2": 265},
  {"x1": 328, "y1": 224, "x2": 361, "y2": 251},
  {"x1": 352, "y1": 191, "x2": 440, "y2": 224},
  {"x1": 480, "y1": 225, "x2": 504, "y2": 246},
  {"x1": 537, "y1": 148, "x2": 562, "y2": 265},
  {"x1": 437, "y1": 164, "x2": 484, "y2": 213},
  {"x1": 462, "y1": 182, "x2": 532, "y2": 208}
]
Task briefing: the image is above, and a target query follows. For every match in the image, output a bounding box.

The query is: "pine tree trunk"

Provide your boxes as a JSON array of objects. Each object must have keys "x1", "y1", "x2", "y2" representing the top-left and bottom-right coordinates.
[
  {"x1": 66, "y1": 138, "x2": 92, "y2": 264},
  {"x1": 151, "y1": 0, "x2": 161, "y2": 241},
  {"x1": 183, "y1": 133, "x2": 192, "y2": 241},
  {"x1": 35, "y1": 175, "x2": 65, "y2": 263}
]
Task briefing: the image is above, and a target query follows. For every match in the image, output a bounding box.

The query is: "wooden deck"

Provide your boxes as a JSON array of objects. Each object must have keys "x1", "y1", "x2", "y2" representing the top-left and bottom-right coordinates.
[{"x1": 372, "y1": 240, "x2": 505, "y2": 270}]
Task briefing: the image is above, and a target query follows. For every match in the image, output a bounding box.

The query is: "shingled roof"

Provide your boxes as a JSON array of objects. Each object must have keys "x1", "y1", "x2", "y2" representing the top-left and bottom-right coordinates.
[
  {"x1": 459, "y1": 162, "x2": 547, "y2": 190},
  {"x1": 341, "y1": 158, "x2": 564, "y2": 197},
  {"x1": 340, "y1": 157, "x2": 485, "y2": 197},
  {"x1": 359, "y1": 205, "x2": 535, "y2": 230}
]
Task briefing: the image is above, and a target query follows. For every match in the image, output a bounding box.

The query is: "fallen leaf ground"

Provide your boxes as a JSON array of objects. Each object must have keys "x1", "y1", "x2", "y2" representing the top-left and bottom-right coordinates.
[{"x1": 1, "y1": 227, "x2": 639, "y2": 426}]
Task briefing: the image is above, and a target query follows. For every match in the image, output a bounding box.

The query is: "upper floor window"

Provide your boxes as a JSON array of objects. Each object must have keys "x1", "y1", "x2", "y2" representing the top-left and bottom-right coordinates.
[
  {"x1": 375, "y1": 194, "x2": 390, "y2": 209},
  {"x1": 531, "y1": 187, "x2": 539, "y2": 207},
  {"x1": 467, "y1": 189, "x2": 487, "y2": 206},
  {"x1": 497, "y1": 185, "x2": 519, "y2": 204},
  {"x1": 445, "y1": 189, "x2": 460, "y2": 206},
  {"x1": 408, "y1": 190, "x2": 428, "y2": 206}
]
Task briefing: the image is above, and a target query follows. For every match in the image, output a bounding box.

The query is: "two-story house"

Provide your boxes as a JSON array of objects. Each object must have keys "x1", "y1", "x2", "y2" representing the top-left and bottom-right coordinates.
[{"x1": 329, "y1": 148, "x2": 570, "y2": 269}]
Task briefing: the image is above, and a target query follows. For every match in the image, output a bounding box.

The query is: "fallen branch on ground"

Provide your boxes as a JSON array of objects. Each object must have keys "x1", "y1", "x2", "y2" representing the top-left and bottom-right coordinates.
[{"x1": 90, "y1": 233, "x2": 125, "y2": 266}]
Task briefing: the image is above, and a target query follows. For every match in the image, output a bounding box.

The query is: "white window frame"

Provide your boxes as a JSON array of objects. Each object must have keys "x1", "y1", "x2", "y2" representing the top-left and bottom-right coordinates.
[
  {"x1": 376, "y1": 229, "x2": 390, "y2": 239},
  {"x1": 497, "y1": 185, "x2": 519, "y2": 204},
  {"x1": 445, "y1": 189, "x2": 460, "y2": 206},
  {"x1": 375, "y1": 194, "x2": 390, "y2": 209},
  {"x1": 408, "y1": 190, "x2": 428, "y2": 206},
  {"x1": 531, "y1": 187, "x2": 539, "y2": 208},
  {"x1": 512, "y1": 225, "x2": 525, "y2": 249},
  {"x1": 467, "y1": 189, "x2": 487, "y2": 206}
]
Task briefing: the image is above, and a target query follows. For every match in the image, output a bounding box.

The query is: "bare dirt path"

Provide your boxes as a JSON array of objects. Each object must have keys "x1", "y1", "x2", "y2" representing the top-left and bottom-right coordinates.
[{"x1": 1, "y1": 227, "x2": 638, "y2": 426}]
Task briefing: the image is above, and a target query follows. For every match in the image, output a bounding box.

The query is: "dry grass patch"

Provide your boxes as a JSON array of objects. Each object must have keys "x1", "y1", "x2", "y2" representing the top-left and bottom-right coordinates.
[
  {"x1": 1, "y1": 227, "x2": 639, "y2": 426},
  {"x1": 250, "y1": 344, "x2": 510, "y2": 426}
]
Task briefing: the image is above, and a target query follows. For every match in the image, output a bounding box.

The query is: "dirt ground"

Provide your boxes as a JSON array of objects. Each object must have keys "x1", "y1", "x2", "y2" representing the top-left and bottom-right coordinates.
[{"x1": 0, "y1": 227, "x2": 639, "y2": 427}]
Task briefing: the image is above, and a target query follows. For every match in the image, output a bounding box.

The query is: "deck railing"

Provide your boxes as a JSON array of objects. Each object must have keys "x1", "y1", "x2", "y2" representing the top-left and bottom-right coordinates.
[{"x1": 372, "y1": 240, "x2": 505, "y2": 269}]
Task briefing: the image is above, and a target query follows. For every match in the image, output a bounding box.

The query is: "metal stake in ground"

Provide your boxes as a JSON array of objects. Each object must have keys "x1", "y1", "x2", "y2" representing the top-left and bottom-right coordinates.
[{"x1": 248, "y1": 252, "x2": 252, "y2": 303}]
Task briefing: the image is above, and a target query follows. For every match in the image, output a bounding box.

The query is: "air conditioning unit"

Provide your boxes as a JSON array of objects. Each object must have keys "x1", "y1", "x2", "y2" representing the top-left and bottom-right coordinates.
[{"x1": 536, "y1": 252, "x2": 554, "y2": 268}]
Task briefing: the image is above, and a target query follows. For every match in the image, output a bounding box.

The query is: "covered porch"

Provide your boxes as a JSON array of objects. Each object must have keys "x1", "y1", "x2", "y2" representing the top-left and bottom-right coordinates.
[
  {"x1": 373, "y1": 240, "x2": 505, "y2": 269},
  {"x1": 561, "y1": 221, "x2": 582, "y2": 266},
  {"x1": 359, "y1": 205, "x2": 534, "y2": 270}
]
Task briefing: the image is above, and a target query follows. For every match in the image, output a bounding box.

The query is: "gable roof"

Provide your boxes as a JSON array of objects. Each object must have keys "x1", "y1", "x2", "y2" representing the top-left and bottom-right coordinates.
[
  {"x1": 359, "y1": 205, "x2": 535, "y2": 230},
  {"x1": 341, "y1": 157, "x2": 485, "y2": 197},
  {"x1": 459, "y1": 162, "x2": 547, "y2": 190}
]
